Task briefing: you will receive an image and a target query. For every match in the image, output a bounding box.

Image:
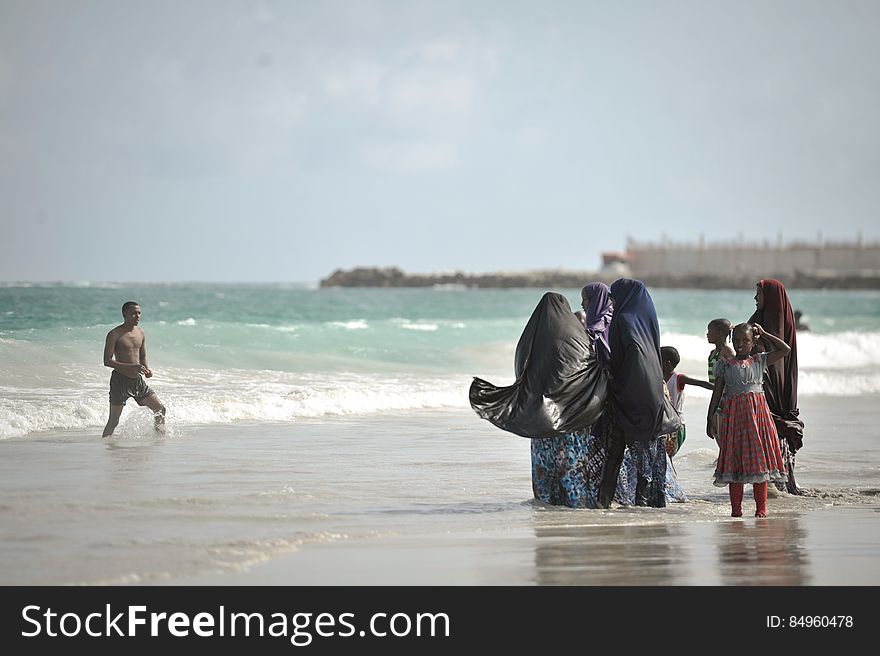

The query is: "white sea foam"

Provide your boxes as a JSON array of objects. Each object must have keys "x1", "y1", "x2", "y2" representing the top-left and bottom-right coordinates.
[
  {"x1": 0, "y1": 369, "x2": 471, "y2": 439},
  {"x1": 0, "y1": 396, "x2": 106, "y2": 438},
  {"x1": 177, "y1": 318, "x2": 197, "y2": 326},
  {"x1": 660, "y1": 331, "x2": 880, "y2": 370},
  {"x1": 3, "y1": 328, "x2": 880, "y2": 438},
  {"x1": 798, "y1": 372, "x2": 880, "y2": 396},
  {"x1": 400, "y1": 323, "x2": 439, "y2": 331},
  {"x1": 245, "y1": 323, "x2": 300, "y2": 333},
  {"x1": 328, "y1": 320, "x2": 368, "y2": 330},
  {"x1": 3, "y1": 363, "x2": 878, "y2": 439}
]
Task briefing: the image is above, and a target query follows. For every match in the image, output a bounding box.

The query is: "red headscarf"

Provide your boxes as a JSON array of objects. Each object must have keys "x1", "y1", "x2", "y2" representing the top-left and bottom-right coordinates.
[{"x1": 748, "y1": 279, "x2": 804, "y2": 451}]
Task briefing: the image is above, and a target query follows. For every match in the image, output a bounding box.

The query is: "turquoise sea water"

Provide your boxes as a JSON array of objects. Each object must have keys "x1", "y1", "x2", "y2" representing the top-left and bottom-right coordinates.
[
  {"x1": 2, "y1": 283, "x2": 879, "y2": 438},
  {"x1": 1, "y1": 283, "x2": 879, "y2": 586}
]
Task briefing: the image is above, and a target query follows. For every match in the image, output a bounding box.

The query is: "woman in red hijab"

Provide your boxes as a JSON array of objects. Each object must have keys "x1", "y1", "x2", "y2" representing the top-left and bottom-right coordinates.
[{"x1": 748, "y1": 279, "x2": 805, "y2": 495}]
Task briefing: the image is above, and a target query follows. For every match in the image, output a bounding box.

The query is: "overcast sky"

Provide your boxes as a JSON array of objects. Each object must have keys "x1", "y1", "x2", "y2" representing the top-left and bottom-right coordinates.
[{"x1": 1, "y1": 0, "x2": 878, "y2": 283}]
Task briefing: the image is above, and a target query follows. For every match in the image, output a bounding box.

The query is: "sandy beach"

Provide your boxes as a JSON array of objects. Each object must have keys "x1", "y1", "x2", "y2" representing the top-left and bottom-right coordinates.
[
  {"x1": 178, "y1": 506, "x2": 880, "y2": 586},
  {"x1": 1, "y1": 395, "x2": 878, "y2": 586}
]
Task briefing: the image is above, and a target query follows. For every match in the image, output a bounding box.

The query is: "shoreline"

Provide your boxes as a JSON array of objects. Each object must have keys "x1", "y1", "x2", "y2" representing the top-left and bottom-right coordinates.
[
  {"x1": 176, "y1": 505, "x2": 880, "y2": 586},
  {"x1": 1, "y1": 398, "x2": 878, "y2": 586}
]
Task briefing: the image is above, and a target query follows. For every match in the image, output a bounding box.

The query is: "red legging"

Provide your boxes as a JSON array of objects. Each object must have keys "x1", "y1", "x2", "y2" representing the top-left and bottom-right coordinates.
[
  {"x1": 729, "y1": 483, "x2": 744, "y2": 516},
  {"x1": 754, "y1": 482, "x2": 768, "y2": 517},
  {"x1": 729, "y1": 482, "x2": 768, "y2": 517}
]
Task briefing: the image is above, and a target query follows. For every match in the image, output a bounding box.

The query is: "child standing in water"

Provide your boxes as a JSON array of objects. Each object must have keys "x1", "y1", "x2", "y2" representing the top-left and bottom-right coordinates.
[
  {"x1": 707, "y1": 323, "x2": 789, "y2": 517},
  {"x1": 661, "y1": 346, "x2": 713, "y2": 457},
  {"x1": 706, "y1": 318, "x2": 735, "y2": 443}
]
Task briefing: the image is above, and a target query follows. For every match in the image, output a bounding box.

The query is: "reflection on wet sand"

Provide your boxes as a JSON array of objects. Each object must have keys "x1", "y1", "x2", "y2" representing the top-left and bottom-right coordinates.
[
  {"x1": 531, "y1": 509, "x2": 813, "y2": 585},
  {"x1": 532, "y1": 512, "x2": 694, "y2": 585},
  {"x1": 104, "y1": 436, "x2": 165, "y2": 487},
  {"x1": 716, "y1": 516, "x2": 811, "y2": 585}
]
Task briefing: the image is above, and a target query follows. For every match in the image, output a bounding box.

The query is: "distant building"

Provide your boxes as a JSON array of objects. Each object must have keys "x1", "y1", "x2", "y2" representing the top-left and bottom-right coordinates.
[
  {"x1": 624, "y1": 237, "x2": 880, "y2": 288},
  {"x1": 320, "y1": 238, "x2": 880, "y2": 289},
  {"x1": 599, "y1": 251, "x2": 632, "y2": 279}
]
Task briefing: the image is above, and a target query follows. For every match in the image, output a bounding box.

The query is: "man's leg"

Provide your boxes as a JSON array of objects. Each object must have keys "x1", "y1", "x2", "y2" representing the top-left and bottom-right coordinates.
[
  {"x1": 103, "y1": 404, "x2": 124, "y2": 437},
  {"x1": 142, "y1": 393, "x2": 166, "y2": 433}
]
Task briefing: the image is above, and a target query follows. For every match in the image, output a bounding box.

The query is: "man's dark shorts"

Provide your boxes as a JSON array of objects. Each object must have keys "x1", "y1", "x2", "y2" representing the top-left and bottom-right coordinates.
[{"x1": 109, "y1": 370, "x2": 154, "y2": 406}]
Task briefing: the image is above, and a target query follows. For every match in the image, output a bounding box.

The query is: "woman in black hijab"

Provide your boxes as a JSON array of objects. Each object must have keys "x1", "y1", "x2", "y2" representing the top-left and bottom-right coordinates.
[
  {"x1": 598, "y1": 279, "x2": 674, "y2": 508},
  {"x1": 469, "y1": 291, "x2": 608, "y2": 507}
]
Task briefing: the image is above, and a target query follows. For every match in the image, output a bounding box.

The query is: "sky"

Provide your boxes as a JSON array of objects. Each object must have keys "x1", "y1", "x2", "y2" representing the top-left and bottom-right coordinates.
[{"x1": 1, "y1": 0, "x2": 878, "y2": 283}]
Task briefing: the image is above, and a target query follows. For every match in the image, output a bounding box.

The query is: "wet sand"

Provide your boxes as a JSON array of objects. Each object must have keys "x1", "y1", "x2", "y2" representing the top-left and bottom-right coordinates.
[
  {"x1": 1, "y1": 395, "x2": 878, "y2": 586},
  {"x1": 179, "y1": 506, "x2": 880, "y2": 586}
]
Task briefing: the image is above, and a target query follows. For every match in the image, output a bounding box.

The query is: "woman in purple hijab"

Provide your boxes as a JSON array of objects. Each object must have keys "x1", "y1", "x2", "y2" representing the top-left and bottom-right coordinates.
[{"x1": 581, "y1": 282, "x2": 613, "y2": 366}]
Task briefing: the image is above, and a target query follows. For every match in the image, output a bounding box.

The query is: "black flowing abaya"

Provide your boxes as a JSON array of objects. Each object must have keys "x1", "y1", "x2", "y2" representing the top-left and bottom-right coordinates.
[
  {"x1": 598, "y1": 279, "x2": 679, "y2": 507},
  {"x1": 468, "y1": 292, "x2": 608, "y2": 439}
]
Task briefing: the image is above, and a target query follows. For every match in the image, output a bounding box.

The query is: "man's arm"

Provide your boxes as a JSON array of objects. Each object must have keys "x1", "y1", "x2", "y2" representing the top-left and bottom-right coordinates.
[
  {"x1": 679, "y1": 374, "x2": 713, "y2": 391},
  {"x1": 103, "y1": 330, "x2": 145, "y2": 376},
  {"x1": 139, "y1": 330, "x2": 152, "y2": 378}
]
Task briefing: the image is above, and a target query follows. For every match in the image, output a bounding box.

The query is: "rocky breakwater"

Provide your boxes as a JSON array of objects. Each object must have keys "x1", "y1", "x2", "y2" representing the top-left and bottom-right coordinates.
[
  {"x1": 321, "y1": 266, "x2": 880, "y2": 289},
  {"x1": 319, "y1": 266, "x2": 608, "y2": 288}
]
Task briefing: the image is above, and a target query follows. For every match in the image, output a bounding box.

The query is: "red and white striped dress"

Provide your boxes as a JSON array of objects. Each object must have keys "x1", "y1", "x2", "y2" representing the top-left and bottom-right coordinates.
[{"x1": 713, "y1": 353, "x2": 788, "y2": 487}]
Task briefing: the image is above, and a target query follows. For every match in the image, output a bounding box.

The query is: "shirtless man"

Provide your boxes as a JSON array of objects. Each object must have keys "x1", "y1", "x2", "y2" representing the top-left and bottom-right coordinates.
[{"x1": 102, "y1": 301, "x2": 166, "y2": 437}]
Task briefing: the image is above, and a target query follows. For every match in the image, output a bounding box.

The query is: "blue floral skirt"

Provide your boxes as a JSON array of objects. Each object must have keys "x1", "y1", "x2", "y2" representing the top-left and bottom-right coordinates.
[
  {"x1": 614, "y1": 437, "x2": 686, "y2": 507},
  {"x1": 532, "y1": 433, "x2": 686, "y2": 508},
  {"x1": 531, "y1": 431, "x2": 604, "y2": 508}
]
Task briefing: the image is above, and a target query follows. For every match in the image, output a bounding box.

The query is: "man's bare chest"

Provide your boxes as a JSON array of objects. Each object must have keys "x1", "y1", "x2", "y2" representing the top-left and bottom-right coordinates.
[{"x1": 115, "y1": 331, "x2": 143, "y2": 353}]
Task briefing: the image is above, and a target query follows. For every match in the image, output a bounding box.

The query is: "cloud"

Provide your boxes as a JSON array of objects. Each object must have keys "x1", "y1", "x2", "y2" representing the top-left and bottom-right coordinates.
[
  {"x1": 320, "y1": 61, "x2": 387, "y2": 106},
  {"x1": 516, "y1": 124, "x2": 551, "y2": 148},
  {"x1": 417, "y1": 39, "x2": 461, "y2": 62},
  {"x1": 253, "y1": 85, "x2": 309, "y2": 130},
  {"x1": 0, "y1": 54, "x2": 11, "y2": 95},
  {"x1": 361, "y1": 139, "x2": 457, "y2": 172},
  {"x1": 388, "y1": 76, "x2": 476, "y2": 114},
  {"x1": 253, "y1": 1, "x2": 276, "y2": 24}
]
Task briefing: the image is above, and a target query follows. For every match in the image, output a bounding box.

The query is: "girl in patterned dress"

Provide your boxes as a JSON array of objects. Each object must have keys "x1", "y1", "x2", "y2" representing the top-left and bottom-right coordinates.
[{"x1": 707, "y1": 323, "x2": 789, "y2": 517}]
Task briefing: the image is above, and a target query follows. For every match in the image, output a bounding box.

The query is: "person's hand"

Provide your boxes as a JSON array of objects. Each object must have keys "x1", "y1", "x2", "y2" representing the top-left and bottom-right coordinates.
[
  {"x1": 144, "y1": 368, "x2": 153, "y2": 378},
  {"x1": 706, "y1": 418, "x2": 716, "y2": 440},
  {"x1": 752, "y1": 323, "x2": 766, "y2": 337}
]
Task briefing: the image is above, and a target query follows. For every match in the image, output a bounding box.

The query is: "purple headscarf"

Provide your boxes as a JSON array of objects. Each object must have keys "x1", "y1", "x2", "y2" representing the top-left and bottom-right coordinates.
[{"x1": 581, "y1": 282, "x2": 613, "y2": 364}]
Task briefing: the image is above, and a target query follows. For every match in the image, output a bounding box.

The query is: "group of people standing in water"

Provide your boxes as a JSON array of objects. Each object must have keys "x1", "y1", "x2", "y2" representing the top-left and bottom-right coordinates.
[{"x1": 469, "y1": 278, "x2": 805, "y2": 517}]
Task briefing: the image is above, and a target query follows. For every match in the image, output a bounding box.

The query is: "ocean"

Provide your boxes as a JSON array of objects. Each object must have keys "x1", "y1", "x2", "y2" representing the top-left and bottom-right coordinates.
[
  {"x1": 3, "y1": 284, "x2": 880, "y2": 437},
  {"x1": 1, "y1": 283, "x2": 879, "y2": 585}
]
